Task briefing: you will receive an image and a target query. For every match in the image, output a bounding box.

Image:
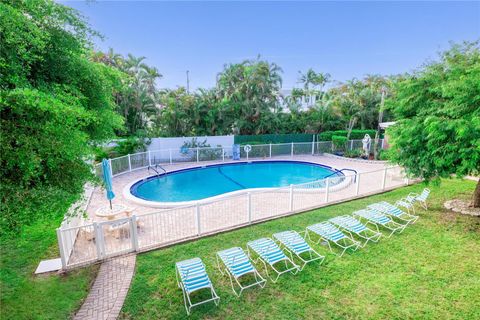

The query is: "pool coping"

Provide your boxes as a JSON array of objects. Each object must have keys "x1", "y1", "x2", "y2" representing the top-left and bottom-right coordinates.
[{"x1": 122, "y1": 159, "x2": 354, "y2": 208}]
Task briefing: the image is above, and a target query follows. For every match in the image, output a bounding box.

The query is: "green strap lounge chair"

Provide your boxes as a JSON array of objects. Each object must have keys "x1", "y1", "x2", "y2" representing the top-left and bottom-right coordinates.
[
  {"x1": 353, "y1": 209, "x2": 406, "y2": 238},
  {"x1": 273, "y1": 230, "x2": 325, "y2": 270},
  {"x1": 175, "y1": 257, "x2": 219, "y2": 315},
  {"x1": 329, "y1": 215, "x2": 382, "y2": 247},
  {"x1": 306, "y1": 221, "x2": 361, "y2": 256},
  {"x1": 216, "y1": 247, "x2": 266, "y2": 297},
  {"x1": 247, "y1": 238, "x2": 300, "y2": 283}
]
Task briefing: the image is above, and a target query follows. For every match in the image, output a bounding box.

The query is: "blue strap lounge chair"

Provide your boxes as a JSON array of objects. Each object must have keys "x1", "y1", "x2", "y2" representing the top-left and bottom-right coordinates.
[
  {"x1": 306, "y1": 222, "x2": 361, "y2": 257},
  {"x1": 329, "y1": 215, "x2": 382, "y2": 247},
  {"x1": 408, "y1": 188, "x2": 431, "y2": 210},
  {"x1": 175, "y1": 258, "x2": 219, "y2": 315},
  {"x1": 369, "y1": 201, "x2": 418, "y2": 224},
  {"x1": 353, "y1": 209, "x2": 406, "y2": 238},
  {"x1": 394, "y1": 199, "x2": 417, "y2": 215},
  {"x1": 216, "y1": 247, "x2": 266, "y2": 297},
  {"x1": 247, "y1": 238, "x2": 300, "y2": 283},
  {"x1": 272, "y1": 230, "x2": 325, "y2": 270}
]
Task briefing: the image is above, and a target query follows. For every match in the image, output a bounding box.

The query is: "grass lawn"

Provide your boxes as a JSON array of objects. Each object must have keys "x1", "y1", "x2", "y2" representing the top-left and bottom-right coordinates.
[
  {"x1": 121, "y1": 179, "x2": 480, "y2": 320},
  {"x1": 0, "y1": 205, "x2": 98, "y2": 319}
]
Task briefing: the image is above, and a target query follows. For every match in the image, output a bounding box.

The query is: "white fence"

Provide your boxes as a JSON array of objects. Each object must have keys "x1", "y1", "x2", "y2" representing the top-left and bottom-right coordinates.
[
  {"x1": 97, "y1": 139, "x2": 384, "y2": 178},
  {"x1": 58, "y1": 143, "x2": 409, "y2": 271}
]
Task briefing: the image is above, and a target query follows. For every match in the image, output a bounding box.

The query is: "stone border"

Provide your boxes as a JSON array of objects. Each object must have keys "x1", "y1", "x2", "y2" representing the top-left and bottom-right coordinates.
[{"x1": 322, "y1": 153, "x2": 389, "y2": 164}]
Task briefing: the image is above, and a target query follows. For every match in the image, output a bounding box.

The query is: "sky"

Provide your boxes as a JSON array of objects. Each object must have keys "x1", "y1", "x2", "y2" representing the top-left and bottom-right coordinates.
[{"x1": 62, "y1": 1, "x2": 480, "y2": 90}]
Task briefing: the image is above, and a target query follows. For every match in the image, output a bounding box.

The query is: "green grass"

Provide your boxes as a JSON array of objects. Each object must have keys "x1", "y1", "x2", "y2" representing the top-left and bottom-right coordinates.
[
  {"x1": 0, "y1": 215, "x2": 98, "y2": 319},
  {"x1": 121, "y1": 179, "x2": 480, "y2": 320}
]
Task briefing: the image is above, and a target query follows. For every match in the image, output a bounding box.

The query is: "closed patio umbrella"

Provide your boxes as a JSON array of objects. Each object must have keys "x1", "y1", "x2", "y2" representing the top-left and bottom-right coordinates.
[{"x1": 102, "y1": 159, "x2": 115, "y2": 209}]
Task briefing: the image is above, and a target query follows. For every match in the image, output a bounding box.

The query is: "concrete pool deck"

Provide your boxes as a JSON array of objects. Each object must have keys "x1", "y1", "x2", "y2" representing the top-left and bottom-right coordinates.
[{"x1": 86, "y1": 154, "x2": 389, "y2": 223}]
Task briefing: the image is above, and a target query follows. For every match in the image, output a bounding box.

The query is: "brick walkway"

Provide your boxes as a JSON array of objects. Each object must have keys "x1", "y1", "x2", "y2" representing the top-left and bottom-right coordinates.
[{"x1": 73, "y1": 255, "x2": 136, "y2": 320}]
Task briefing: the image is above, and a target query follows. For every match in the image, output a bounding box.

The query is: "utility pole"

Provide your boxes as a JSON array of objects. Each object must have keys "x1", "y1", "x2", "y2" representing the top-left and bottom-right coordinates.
[{"x1": 186, "y1": 70, "x2": 190, "y2": 93}]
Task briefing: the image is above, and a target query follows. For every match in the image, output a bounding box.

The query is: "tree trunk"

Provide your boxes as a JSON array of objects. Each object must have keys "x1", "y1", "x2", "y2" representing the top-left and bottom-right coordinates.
[{"x1": 473, "y1": 179, "x2": 480, "y2": 208}]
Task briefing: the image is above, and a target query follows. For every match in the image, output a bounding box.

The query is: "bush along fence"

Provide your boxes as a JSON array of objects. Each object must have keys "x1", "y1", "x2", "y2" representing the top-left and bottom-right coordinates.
[{"x1": 57, "y1": 139, "x2": 400, "y2": 270}]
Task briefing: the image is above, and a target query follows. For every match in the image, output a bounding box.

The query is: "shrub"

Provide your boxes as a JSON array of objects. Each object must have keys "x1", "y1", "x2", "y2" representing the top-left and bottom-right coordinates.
[
  {"x1": 235, "y1": 133, "x2": 313, "y2": 145},
  {"x1": 332, "y1": 135, "x2": 348, "y2": 152},
  {"x1": 344, "y1": 149, "x2": 363, "y2": 158},
  {"x1": 318, "y1": 130, "x2": 380, "y2": 141}
]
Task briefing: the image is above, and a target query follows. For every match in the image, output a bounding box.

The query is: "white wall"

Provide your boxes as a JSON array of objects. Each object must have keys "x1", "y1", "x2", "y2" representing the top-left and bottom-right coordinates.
[{"x1": 147, "y1": 135, "x2": 234, "y2": 152}]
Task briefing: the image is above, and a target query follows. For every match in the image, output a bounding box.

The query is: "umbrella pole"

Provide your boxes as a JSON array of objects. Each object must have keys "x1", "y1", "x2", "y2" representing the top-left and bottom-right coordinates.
[{"x1": 109, "y1": 200, "x2": 112, "y2": 210}]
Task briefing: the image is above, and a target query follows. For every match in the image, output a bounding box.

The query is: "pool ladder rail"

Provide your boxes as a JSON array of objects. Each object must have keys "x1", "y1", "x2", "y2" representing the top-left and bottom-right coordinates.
[
  {"x1": 147, "y1": 164, "x2": 167, "y2": 177},
  {"x1": 323, "y1": 168, "x2": 358, "y2": 183}
]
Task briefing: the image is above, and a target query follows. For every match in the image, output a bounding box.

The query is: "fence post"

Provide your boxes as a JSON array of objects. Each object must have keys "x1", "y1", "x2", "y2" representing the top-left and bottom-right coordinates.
[
  {"x1": 355, "y1": 173, "x2": 361, "y2": 196},
  {"x1": 56, "y1": 229, "x2": 67, "y2": 269},
  {"x1": 325, "y1": 178, "x2": 330, "y2": 203},
  {"x1": 130, "y1": 215, "x2": 139, "y2": 252},
  {"x1": 195, "y1": 203, "x2": 201, "y2": 235},
  {"x1": 108, "y1": 158, "x2": 113, "y2": 177},
  {"x1": 169, "y1": 149, "x2": 173, "y2": 164},
  {"x1": 222, "y1": 148, "x2": 225, "y2": 162},
  {"x1": 331, "y1": 141, "x2": 334, "y2": 153},
  {"x1": 247, "y1": 192, "x2": 252, "y2": 223},
  {"x1": 289, "y1": 184, "x2": 294, "y2": 212},
  {"x1": 148, "y1": 151, "x2": 152, "y2": 167},
  {"x1": 291, "y1": 142, "x2": 294, "y2": 158},
  {"x1": 269, "y1": 143, "x2": 272, "y2": 158},
  {"x1": 382, "y1": 167, "x2": 387, "y2": 190},
  {"x1": 246, "y1": 150, "x2": 249, "y2": 161},
  {"x1": 381, "y1": 139, "x2": 385, "y2": 149},
  {"x1": 350, "y1": 140, "x2": 354, "y2": 150},
  {"x1": 311, "y1": 140, "x2": 315, "y2": 155},
  {"x1": 128, "y1": 154, "x2": 132, "y2": 172},
  {"x1": 196, "y1": 147, "x2": 199, "y2": 163},
  {"x1": 93, "y1": 222, "x2": 104, "y2": 260}
]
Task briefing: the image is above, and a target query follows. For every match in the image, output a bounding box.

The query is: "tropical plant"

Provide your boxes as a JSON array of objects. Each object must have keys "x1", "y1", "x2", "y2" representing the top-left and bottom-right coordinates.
[{"x1": 387, "y1": 41, "x2": 480, "y2": 207}]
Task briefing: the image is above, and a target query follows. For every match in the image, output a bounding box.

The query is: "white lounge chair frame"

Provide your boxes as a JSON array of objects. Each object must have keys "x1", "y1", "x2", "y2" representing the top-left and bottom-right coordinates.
[
  {"x1": 247, "y1": 238, "x2": 300, "y2": 283},
  {"x1": 370, "y1": 201, "x2": 419, "y2": 224},
  {"x1": 330, "y1": 215, "x2": 382, "y2": 247},
  {"x1": 306, "y1": 222, "x2": 361, "y2": 257},
  {"x1": 408, "y1": 188, "x2": 431, "y2": 210},
  {"x1": 175, "y1": 257, "x2": 220, "y2": 315},
  {"x1": 216, "y1": 247, "x2": 266, "y2": 297},
  {"x1": 273, "y1": 230, "x2": 325, "y2": 270},
  {"x1": 353, "y1": 209, "x2": 406, "y2": 238}
]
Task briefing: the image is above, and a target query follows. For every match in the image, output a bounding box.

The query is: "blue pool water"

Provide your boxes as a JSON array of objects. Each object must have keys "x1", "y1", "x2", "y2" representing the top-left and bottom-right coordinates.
[{"x1": 131, "y1": 161, "x2": 343, "y2": 203}]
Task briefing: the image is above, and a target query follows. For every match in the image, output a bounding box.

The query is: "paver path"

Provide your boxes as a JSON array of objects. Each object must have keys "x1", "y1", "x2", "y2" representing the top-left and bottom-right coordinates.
[{"x1": 73, "y1": 255, "x2": 136, "y2": 320}]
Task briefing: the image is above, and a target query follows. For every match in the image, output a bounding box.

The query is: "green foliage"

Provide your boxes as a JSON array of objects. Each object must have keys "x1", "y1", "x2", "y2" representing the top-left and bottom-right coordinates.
[
  {"x1": 387, "y1": 42, "x2": 480, "y2": 182},
  {"x1": 113, "y1": 136, "x2": 150, "y2": 158},
  {"x1": 332, "y1": 135, "x2": 348, "y2": 152},
  {"x1": 180, "y1": 138, "x2": 223, "y2": 161},
  {"x1": 344, "y1": 148, "x2": 363, "y2": 158},
  {"x1": 318, "y1": 129, "x2": 378, "y2": 141},
  {"x1": 0, "y1": 0, "x2": 123, "y2": 232},
  {"x1": 235, "y1": 133, "x2": 313, "y2": 144},
  {"x1": 121, "y1": 180, "x2": 480, "y2": 319}
]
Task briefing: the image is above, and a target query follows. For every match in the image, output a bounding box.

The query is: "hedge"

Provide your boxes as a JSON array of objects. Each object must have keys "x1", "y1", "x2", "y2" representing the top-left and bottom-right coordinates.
[
  {"x1": 235, "y1": 133, "x2": 314, "y2": 144},
  {"x1": 318, "y1": 130, "x2": 382, "y2": 141}
]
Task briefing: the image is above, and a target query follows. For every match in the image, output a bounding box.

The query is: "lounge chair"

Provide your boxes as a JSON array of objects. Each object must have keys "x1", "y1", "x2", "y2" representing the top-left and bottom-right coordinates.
[
  {"x1": 330, "y1": 215, "x2": 382, "y2": 246},
  {"x1": 407, "y1": 188, "x2": 431, "y2": 210},
  {"x1": 353, "y1": 209, "x2": 406, "y2": 238},
  {"x1": 247, "y1": 238, "x2": 300, "y2": 283},
  {"x1": 306, "y1": 222, "x2": 361, "y2": 257},
  {"x1": 368, "y1": 201, "x2": 418, "y2": 224},
  {"x1": 175, "y1": 258, "x2": 220, "y2": 315},
  {"x1": 394, "y1": 199, "x2": 416, "y2": 215},
  {"x1": 272, "y1": 230, "x2": 325, "y2": 270},
  {"x1": 216, "y1": 247, "x2": 266, "y2": 297}
]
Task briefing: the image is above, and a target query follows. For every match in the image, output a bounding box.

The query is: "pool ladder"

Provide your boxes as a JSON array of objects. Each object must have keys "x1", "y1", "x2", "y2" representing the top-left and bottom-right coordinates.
[
  {"x1": 148, "y1": 164, "x2": 167, "y2": 177},
  {"x1": 324, "y1": 168, "x2": 358, "y2": 183}
]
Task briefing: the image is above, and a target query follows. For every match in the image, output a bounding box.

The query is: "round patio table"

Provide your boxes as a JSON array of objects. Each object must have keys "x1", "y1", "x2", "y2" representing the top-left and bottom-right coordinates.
[{"x1": 95, "y1": 204, "x2": 127, "y2": 220}]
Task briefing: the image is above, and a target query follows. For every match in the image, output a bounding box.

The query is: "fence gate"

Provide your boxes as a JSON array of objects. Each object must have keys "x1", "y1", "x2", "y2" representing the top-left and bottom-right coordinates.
[{"x1": 96, "y1": 218, "x2": 137, "y2": 259}]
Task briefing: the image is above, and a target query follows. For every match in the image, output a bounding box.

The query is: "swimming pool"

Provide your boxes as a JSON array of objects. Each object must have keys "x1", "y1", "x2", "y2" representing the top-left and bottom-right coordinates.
[{"x1": 127, "y1": 161, "x2": 345, "y2": 206}]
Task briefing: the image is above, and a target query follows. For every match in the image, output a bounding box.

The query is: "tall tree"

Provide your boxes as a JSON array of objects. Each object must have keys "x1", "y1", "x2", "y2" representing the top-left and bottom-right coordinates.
[{"x1": 387, "y1": 42, "x2": 480, "y2": 207}]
